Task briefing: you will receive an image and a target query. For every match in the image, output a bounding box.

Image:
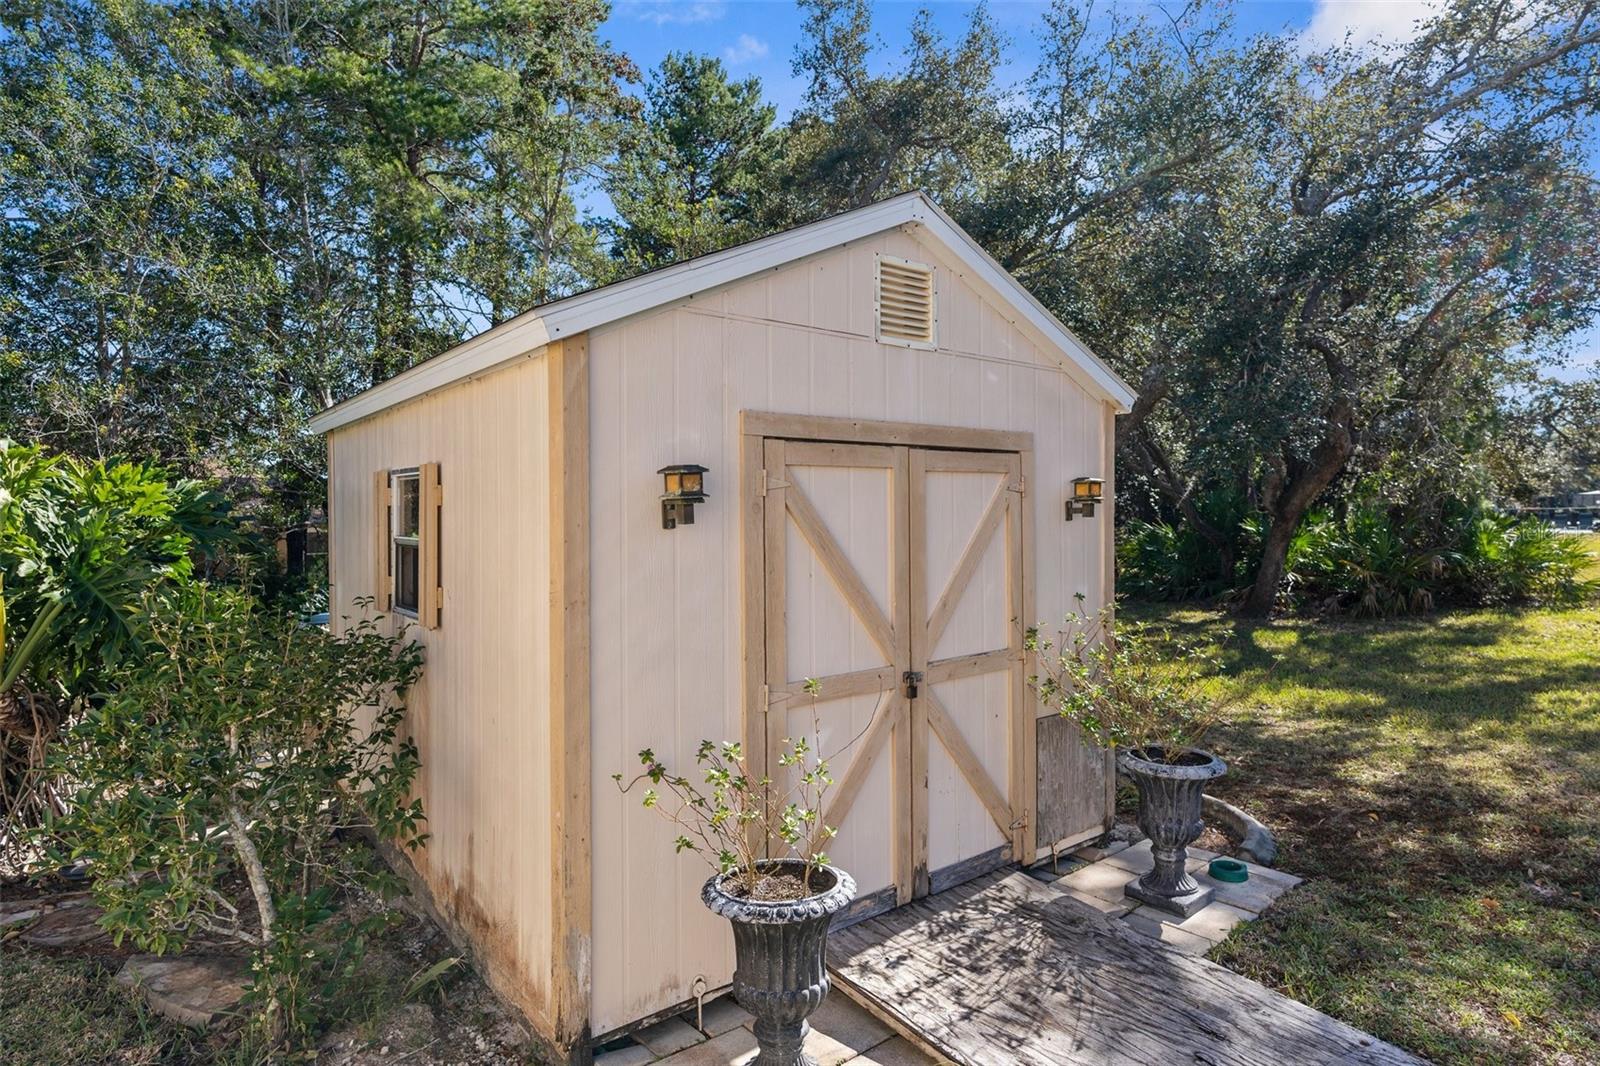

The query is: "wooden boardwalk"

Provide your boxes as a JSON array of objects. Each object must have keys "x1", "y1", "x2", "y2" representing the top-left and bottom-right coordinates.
[{"x1": 828, "y1": 870, "x2": 1427, "y2": 1066}]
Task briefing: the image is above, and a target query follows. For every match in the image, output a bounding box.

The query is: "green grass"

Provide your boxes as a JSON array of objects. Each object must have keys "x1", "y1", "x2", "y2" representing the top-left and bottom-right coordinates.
[
  {"x1": 1131, "y1": 590, "x2": 1600, "y2": 1064},
  {"x1": 1576, "y1": 533, "x2": 1600, "y2": 581},
  {"x1": 0, "y1": 949, "x2": 211, "y2": 1066}
]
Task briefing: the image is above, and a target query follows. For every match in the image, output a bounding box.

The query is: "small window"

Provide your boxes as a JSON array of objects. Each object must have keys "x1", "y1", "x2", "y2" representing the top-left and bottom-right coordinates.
[
  {"x1": 392, "y1": 472, "x2": 420, "y2": 615},
  {"x1": 876, "y1": 255, "x2": 936, "y2": 348}
]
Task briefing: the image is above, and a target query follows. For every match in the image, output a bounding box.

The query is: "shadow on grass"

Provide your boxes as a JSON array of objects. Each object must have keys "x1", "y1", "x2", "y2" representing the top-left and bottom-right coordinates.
[{"x1": 1130, "y1": 602, "x2": 1600, "y2": 1065}]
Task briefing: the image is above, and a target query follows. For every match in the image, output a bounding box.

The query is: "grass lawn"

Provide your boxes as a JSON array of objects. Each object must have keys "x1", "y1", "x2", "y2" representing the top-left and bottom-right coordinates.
[
  {"x1": 0, "y1": 949, "x2": 210, "y2": 1066},
  {"x1": 1579, "y1": 532, "x2": 1600, "y2": 581},
  {"x1": 1134, "y1": 572, "x2": 1600, "y2": 1064}
]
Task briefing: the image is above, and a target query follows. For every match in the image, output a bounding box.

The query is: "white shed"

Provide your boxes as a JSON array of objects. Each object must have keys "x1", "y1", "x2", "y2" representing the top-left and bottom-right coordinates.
[{"x1": 310, "y1": 191, "x2": 1136, "y2": 1064}]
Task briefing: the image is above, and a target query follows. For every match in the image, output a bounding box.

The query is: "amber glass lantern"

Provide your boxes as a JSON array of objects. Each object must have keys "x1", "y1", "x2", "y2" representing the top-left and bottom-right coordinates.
[
  {"x1": 659, "y1": 464, "x2": 709, "y2": 529},
  {"x1": 1065, "y1": 476, "x2": 1105, "y2": 520}
]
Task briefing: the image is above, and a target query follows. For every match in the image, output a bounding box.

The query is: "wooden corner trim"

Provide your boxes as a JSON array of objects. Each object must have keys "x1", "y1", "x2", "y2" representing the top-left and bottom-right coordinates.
[{"x1": 549, "y1": 333, "x2": 593, "y2": 1053}]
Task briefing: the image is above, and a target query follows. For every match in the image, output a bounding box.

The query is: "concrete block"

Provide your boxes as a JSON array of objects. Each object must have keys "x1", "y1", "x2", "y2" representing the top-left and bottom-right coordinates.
[
  {"x1": 595, "y1": 1042, "x2": 657, "y2": 1066},
  {"x1": 1058, "y1": 886, "x2": 1135, "y2": 919},
  {"x1": 637, "y1": 1016, "x2": 707, "y2": 1058},
  {"x1": 1057, "y1": 858, "x2": 1140, "y2": 904},
  {"x1": 1119, "y1": 911, "x2": 1217, "y2": 956},
  {"x1": 696, "y1": 995, "x2": 753, "y2": 1036},
  {"x1": 1177, "y1": 901, "x2": 1255, "y2": 943}
]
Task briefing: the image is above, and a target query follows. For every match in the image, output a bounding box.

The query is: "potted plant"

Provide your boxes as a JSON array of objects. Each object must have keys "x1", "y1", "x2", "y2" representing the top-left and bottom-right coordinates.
[
  {"x1": 1028, "y1": 599, "x2": 1227, "y2": 917},
  {"x1": 615, "y1": 681, "x2": 854, "y2": 1066}
]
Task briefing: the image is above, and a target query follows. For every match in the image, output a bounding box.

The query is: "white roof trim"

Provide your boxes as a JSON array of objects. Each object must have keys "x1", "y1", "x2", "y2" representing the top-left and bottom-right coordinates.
[{"x1": 309, "y1": 192, "x2": 1135, "y2": 433}]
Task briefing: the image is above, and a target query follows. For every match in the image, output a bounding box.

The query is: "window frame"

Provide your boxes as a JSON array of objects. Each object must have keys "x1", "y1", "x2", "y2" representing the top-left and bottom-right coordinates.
[{"x1": 390, "y1": 468, "x2": 421, "y2": 618}]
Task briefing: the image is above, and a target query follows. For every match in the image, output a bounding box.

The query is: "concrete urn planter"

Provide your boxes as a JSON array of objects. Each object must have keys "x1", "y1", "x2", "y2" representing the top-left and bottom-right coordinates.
[
  {"x1": 702, "y1": 860, "x2": 856, "y2": 1066},
  {"x1": 1119, "y1": 746, "x2": 1227, "y2": 917}
]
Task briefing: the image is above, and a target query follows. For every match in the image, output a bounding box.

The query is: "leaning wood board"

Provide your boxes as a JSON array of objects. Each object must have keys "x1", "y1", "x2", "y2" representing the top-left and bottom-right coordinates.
[{"x1": 828, "y1": 871, "x2": 1427, "y2": 1066}]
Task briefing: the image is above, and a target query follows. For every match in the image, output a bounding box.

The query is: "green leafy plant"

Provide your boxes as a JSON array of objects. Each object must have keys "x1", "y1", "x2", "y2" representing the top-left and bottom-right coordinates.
[
  {"x1": 614, "y1": 679, "x2": 841, "y2": 900},
  {"x1": 1453, "y1": 512, "x2": 1597, "y2": 606},
  {"x1": 1027, "y1": 598, "x2": 1226, "y2": 762},
  {"x1": 1121, "y1": 489, "x2": 1598, "y2": 618},
  {"x1": 403, "y1": 956, "x2": 465, "y2": 1003},
  {"x1": 0, "y1": 441, "x2": 234, "y2": 710},
  {"x1": 1, "y1": 440, "x2": 235, "y2": 866},
  {"x1": 1279, "y1": 500, "x2": 1597, "y2": 616},
  {"x1": 47, "y1": 585, "x2": 425, "y2": 1046}
]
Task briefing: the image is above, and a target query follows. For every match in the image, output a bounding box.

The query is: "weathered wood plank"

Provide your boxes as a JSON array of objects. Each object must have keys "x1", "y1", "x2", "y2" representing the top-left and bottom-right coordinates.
[
  {"x1": 829, "y1": 871, "x2": 1427, "y2": 1066},
  {"x1": 547, "y1": 334, "x2": 592, "y2": 1058},
  {"x1": 1035, "y1": 715, "x2": 1106, "y2": 849}
]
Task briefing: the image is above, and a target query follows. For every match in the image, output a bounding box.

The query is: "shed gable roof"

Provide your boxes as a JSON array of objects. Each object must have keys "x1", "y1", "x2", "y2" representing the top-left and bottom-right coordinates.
[{"x1": 309, "y1": 192, "x2": 1136, "y2": 433}]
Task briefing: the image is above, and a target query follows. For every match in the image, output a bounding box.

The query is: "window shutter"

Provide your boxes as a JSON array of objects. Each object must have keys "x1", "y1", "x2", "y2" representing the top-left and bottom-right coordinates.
[
  {"x1": 419, "y1": 462, "x2": 443, "y2": 629},
  {"x1": 373, "y1": 470, "x2": 391, "y2": 611},
  {"x1": 876, "y1": 256, "x2": 936, "y2": 348}
]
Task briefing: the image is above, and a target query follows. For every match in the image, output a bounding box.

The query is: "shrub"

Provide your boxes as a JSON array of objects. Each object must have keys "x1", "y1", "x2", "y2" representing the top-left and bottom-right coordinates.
[
  {"x1": 614, "y1": 680, "x2": 842, "y2": 899},
  {"x1": 48, "y1": 586, "x2": 425, "y2": 1045},
  {"x1": 0, "y1": 441, "x2": 234, "y2": 710},
  {"x1": 1026, "y1": 598, "x2": 1226, "y2": 759},
  {"x1": 1285, "y1": 507, "x2": 1449, "y2": 617},
  {"x1": 1453, "y1": 511, "x2": 1597, "y2": 606},
  {"x1": 1, "y1": 441, "x2": 234, "y2": 866},
  {"x1": 1283, "y1": 502, "x2": 1595, "y2": 615},
  {"x1": 1118, "y1": 520, "x2": 1246, "y2": 600},
  {"x1": 1116, "y1": 491, "x2": 1256, "y2": 601},
  {"x1": 1121, "y1": 492, "x2": 1596, "y2": 616}
]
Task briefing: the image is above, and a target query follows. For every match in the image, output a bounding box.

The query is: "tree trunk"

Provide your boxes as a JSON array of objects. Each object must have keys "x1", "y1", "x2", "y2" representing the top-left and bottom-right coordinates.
[
  {"x1": 0, "y1": 683, "x2": 60, "y2": 738},
  {"x1": 1239, "y1": 401, "x2": 1355, "y2": 617},
  {"x1": 227, "y1": 805, "x2": 276, "y2": 945},
  {"x1": 1242, "y1": 509, "x2": 1299, "y2": 617}
]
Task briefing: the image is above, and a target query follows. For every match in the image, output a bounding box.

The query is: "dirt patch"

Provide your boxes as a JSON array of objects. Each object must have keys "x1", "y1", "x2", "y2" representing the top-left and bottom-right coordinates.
[
  {"x1": 725, "y1": 868, "x2": 835, "y2": 902},
  {"x1": 3, "y1": 853, "x2": 540, "y2": 1066},
  {"x1": 1194, "y1": 824, "x2": 1235, "y2": 854}
]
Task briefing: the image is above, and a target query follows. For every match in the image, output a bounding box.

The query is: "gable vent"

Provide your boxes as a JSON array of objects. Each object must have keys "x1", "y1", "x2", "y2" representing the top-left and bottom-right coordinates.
[{"x1": 876, "y1": 256, "x2": 937, "y2": 348}]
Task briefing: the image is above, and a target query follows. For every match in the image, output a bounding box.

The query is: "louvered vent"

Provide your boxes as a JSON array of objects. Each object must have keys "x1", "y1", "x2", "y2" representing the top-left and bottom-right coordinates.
[{"x1": 876, "y1": 256, "x2": 936, "y2": 348}]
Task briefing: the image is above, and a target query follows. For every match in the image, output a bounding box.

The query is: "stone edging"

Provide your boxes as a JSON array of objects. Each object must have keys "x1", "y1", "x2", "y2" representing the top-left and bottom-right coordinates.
[{"x1": 1200, "y1": 793, "x2": 1280, "y2": 867}]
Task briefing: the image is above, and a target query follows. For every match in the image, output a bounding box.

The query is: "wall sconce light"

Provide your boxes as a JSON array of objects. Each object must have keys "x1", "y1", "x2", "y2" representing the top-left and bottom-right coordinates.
[
  {"x1": 659, "y1": 464, "x2": 709, "y2": 529},
  {"x1": 1065, "y1": 476, "x2": 1104, "y2": 521}
]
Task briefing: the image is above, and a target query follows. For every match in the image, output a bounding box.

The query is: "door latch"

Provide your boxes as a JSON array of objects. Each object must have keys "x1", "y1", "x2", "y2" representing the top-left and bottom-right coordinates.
[{"x1": 903, "y1": 671, "x2": 923, "y2": 700}]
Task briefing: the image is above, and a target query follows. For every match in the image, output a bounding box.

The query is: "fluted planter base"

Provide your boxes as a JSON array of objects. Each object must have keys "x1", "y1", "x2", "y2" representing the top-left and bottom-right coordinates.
[
  {"x1": 1118, "y1": 747, "x2": 1227, "y2": 918},
  {"x1": 702, "y1": 861, "x2": 856, "y2": 1066},
  {"x1": 1124, "y1": 869, "x2": 1213, "y2": 917}
]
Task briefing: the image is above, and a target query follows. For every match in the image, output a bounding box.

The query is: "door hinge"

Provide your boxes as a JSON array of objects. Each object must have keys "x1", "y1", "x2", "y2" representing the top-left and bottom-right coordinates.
[{"x1": 902, "y1": 670, "x2": 923, "y2": 700}]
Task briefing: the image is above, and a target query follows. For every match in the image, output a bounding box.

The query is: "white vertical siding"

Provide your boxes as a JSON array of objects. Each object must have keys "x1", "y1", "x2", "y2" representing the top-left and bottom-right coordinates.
[
  {"x1": 327, "y1": 352, "x2": 555, "y2": 1032},
  {"x1": 587, "y1": 229, "x2": 1112, "y2": 1034}
]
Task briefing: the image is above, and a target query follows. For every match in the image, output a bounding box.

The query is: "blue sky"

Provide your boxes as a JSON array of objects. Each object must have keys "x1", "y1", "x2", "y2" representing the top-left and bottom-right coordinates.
[
  {"x1": 600, "y1": 0, "x2": 1431, "y2": 115},
  {"x1": 598, "y1": 1, "x2": 1599, "y2": 383}
]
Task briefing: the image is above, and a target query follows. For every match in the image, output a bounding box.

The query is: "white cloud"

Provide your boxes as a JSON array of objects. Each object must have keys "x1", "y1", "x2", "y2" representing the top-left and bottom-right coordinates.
[
  {"x1": 1302, "y1": 0, "x2": 1440, "y2": 51},
  {"x1": 624, "y1": 1, "x2": 726, "y2": 27},
  {"x1": 723, "y1": 33, "x2": 770, "y2": 65}
]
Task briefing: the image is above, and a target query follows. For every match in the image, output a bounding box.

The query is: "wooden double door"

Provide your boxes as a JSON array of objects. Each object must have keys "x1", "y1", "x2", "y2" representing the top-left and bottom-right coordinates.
[{"x1": 759, "y1": 439, "x2": 1029, "y2": 913}]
